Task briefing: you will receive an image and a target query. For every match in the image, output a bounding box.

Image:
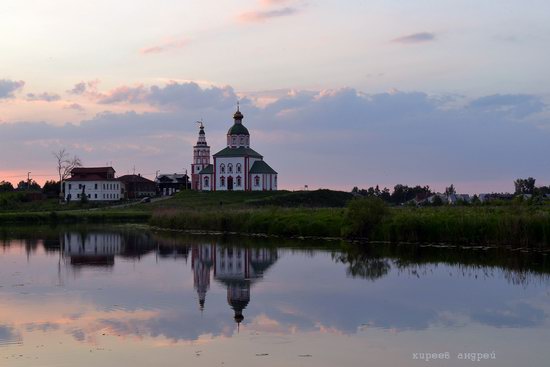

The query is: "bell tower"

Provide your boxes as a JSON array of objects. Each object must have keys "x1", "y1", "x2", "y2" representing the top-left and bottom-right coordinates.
[{"x1": 191, "y1": 121, "x2": 210, "y2": 190}]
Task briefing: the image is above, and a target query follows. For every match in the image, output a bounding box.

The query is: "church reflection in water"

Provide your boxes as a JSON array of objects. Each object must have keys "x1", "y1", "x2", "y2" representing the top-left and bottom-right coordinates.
[
  {"x1": 60, "y1": 231, "x2": 278, "y2": 325},
  {"x1": 192, "y1": 244, "x2": 278, "y2": 326}
]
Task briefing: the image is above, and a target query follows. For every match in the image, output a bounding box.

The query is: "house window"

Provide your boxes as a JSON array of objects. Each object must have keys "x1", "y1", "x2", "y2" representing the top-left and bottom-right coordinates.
[
  {"x1": 240, "y1": 137, "x2": 244, "y2": 145},
  {"x1": 255, "y1": 176, "x2": 260, "y2": 187},
  {"x1": 232, "y1": 137, "x2": 236, "y2": 145},
  {"x1": 228, "y1": 164, "x2": 233, "y2": 173},
  {"x1": 220, "y1": 164, "x2": 225, "y2": 174},
  {"x1": 95, "y1": 194, "x2": 97, "y2": 199},
  {"x1": 78, "y1": 184, "x2": 82, "y2": 189},
  {"x1": 236, "y1": 164, "x2": 241, "y2": 173},
  {"x1": 77, "y1": 194, "x2": 80, "y2": 198},
  {"x1": 236, "y1": 176, "x2": 241, "y2": 186},
  {"x1": 95, "y1": 184, "x2": 98, "y2": 190},
  {"x1": 204, "y1": 177, "x2": 209, "y2": 187},
  {"x1": 274, "y1": 176, "x2": 277, "y2": 185},
  {"x1": 220, "y1": 176, "x2": 225, "y2": 186},
  {"x1": 69, "y1": 184, "x2": 72, "y2": 190}
]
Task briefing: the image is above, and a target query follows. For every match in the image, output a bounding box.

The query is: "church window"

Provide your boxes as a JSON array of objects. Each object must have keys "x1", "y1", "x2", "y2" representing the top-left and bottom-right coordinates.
[
  {"x1": 236, "y1": 163, "x2": 241, "y2": 173},
  {"x1": 220, "y1": 176, "x2": 225, "y2": 186},
  {"x1": 254, "y1": 176, "x2": 260, "y2": 187},
  {"x1": 236, "y1": 176, "x2": 241, "y2": 186},
  {"x1": 220, "y1": 164, "x2": 225, "y2": 173},
  {"x1": 228, "y1": 164, "x2": 233, "y2": 173}
]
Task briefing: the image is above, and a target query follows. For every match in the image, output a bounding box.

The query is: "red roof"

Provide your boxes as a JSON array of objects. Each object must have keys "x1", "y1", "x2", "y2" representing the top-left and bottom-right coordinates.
[
  {"x1": 71, "y1": 167, "x2": 115, "y2": 174},
  {"x1": 66, "y1": 175, "x2": 119, "y2": 181}
]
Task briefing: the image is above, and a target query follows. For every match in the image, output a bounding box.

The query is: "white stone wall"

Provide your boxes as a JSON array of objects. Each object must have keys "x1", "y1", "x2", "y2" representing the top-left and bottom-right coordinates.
[
  {"x1": 200, "y1": 173, "x2": 213, "y2": 191},
  {"x1": 64, "y1": 180, "x2": 122, "y2": 201},
  {"x1": 250, "y1": 173, "x2": 277, "y2": 191},
  {"x1": 215, "y1": 157, "x2": 246, "y2": 191}
]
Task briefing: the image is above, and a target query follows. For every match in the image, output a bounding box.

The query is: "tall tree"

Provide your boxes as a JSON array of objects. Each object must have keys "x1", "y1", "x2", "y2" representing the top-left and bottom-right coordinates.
[
  {"x1": 53, "y1": 148, "x2": 82, "y2": 200},
  {"x1": 514, "y1": 177, "x2": 536, "y2": 195},
  {"x1": 445, "y1": 184, "x2": 456, "y2": 196},
  {"x1": 0, "y1": 181, "x2": 14, "y2": 192}
]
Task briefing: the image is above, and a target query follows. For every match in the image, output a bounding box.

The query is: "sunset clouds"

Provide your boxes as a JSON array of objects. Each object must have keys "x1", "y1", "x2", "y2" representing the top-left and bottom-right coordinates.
[
  {"x1": 1, "y1": 79, "x2": 549, "y2": 192},
  {"x1": 0, "y1": 79, "x2": 25, "y2": 99},
  {"x1": 140, "y1": 38, "x2": 190, "y2": 55},
  {"x1": 1, "y1": 0, "x2": 550, "y2": 190}
]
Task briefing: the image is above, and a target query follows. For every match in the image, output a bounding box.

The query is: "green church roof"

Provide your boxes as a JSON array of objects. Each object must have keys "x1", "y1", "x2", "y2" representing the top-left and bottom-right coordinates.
[
  {"x1": 249, "y1": 160, "x2": 277, "y2": 174},
  {"x1": 227, "y1": 123, "x2": 250, "y2": 136},
  {"x1": 198, "y1": 164, "x2": 214, "y2": 174},
  {"x1": 213, "y1": 146, "x2": 263, "y2": 158}
]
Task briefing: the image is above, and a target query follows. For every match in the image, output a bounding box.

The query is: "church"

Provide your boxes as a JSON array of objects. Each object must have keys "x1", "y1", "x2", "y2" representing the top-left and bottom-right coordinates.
[{"x1": 191, "y1": 106, "x2": 278, "y2": 191}]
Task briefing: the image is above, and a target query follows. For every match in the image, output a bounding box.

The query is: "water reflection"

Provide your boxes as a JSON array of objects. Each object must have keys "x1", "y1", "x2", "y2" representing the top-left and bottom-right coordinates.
[
  {"x1": 0, "y1": 226, "x2": 549, "y2": 366},
  {"x1": 192, "y1": 244, "x2": 278, "y2": 325}
]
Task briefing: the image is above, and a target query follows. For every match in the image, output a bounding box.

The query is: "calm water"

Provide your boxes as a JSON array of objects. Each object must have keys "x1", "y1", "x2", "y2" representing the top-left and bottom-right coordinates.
[{"x1": 1, "y1": 226, "x2": 549, "y2": 367}]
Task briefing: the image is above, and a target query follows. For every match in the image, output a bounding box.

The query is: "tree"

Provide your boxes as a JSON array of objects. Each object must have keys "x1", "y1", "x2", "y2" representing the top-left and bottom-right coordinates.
[
  {"x1": 0, "y1": 181, "x2": 14, "y2": 192},
  {"x1": 54, "y1": 148, "x2": 82, "y2": 201},
  {"x1": 42, "y1": 180, "x2": 61, "y2": 198},
  {"x1": 80, "y1": 186, "x2": 88, "y2": 204},
  {"x1": 16, "y1": 179, "x2": 41, "y2": 191},
  {"x1": 341, "y1": 197, "x2": 389, "y2": 239},
  {"x1": 514, "y1": 177, "x2": 536, "y2": 195},
  {"x1": 445, "y1": 184, "x2": 456, "y2": 196}
]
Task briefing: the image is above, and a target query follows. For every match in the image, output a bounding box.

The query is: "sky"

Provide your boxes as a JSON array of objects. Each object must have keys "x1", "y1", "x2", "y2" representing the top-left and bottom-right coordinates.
[{"x1": 1, "y1": 0, "x2": 550, "y2": 193}]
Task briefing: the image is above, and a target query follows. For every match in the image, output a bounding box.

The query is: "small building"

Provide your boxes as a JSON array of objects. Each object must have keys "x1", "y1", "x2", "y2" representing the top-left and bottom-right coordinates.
[
  {"x1": 156, "y1": 173, "x2": 190, "y2": 196},
  {"x1": 118, "y1": 174, "x2": 157, "y2": 199},
  {"x1": 64, "y1": 167, "x2": 122, "y2": 202}
]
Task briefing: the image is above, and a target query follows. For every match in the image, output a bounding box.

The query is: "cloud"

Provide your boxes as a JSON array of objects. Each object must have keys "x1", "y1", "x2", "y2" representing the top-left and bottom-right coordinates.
[
  {"x1": 64, "y1": 103, "x2": 86, "y2": 112},
  {"x1": 94, "y1": 81, "x2": 239, "y2": 110},
  {"x1": 237, "y1": 7, "x2": 299, "y2": 23},
  {"x1": 67, "y1": 80, "x2": 100, "y2": 96},
  {"x1": 391, "y1": 32, "x2": 436, "y2": 44},
  {"x1": 140, "y1": 38, "x2": 190, "y2": 55},
  {"x1": 260, "y1": 0, "x2": 293, "y2": 5},
  {"x1": 1, "y1": 83, "x2": 549, "y2": 192},
  {"x1": 468, "y1": 94, "x2": 545, "y2": 118},
  {"x1": 0, "y1": 79, "x2": 25, "y2": 99},
  {"x1": 26, "y1": 92, "x2": 61, "y2": 102},
  {"x1": 97, "y1": 85, "x2": 148, "y2": 104}
]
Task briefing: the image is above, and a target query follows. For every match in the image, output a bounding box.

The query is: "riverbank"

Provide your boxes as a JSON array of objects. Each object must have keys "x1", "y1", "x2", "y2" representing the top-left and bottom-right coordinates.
[
  {"x1": 149, "y1": 195, "x2": 550, "y2": 247},
  {"x1": 2, "y1": 190, "x2": 550, "y2": 246}
]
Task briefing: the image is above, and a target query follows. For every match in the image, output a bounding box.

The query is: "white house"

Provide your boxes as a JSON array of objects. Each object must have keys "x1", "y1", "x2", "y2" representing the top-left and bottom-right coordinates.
[
  {"x1": 197, "y1": 107, "x2": 278, "y2": 191},
  {"x1": 64, "y1": 167, "x2": 123, "y2": 202}
]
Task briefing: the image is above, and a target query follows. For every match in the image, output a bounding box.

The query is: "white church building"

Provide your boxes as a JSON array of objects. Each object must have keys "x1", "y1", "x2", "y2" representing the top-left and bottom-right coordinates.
[{"x1": 193, "y1": 107, "x2": 278, "y2": 191}]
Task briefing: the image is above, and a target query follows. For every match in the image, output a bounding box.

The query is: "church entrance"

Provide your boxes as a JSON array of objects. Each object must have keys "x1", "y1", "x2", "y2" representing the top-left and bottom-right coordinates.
[{"x1": 227, "y1": 176, "x2": 234, "y2": 191}]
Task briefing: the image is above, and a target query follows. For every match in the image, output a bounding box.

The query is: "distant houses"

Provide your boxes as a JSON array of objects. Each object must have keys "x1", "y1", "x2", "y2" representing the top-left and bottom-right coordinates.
[
  {"x1": 155, "y1": 173, "x2": 190, "y2": 196},
  {"x1": 64, "y1": 167, "x2": 123, "y2": 202},
  {"x1": 118, "y1": 174, "x2": 156, "y2": 199}
]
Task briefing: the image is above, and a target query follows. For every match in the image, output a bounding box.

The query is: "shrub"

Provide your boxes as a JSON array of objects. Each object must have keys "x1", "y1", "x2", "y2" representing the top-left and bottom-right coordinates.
[{"x1": 341, "y1": 197, "x2": 389, "y2": 239}]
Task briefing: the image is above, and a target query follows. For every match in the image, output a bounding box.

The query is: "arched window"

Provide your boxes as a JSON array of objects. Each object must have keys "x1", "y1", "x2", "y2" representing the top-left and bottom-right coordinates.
[
  {"x1": 228, "y1": 164, "x2": 233, "y2": 173},
  {"x1": 240, "y1": 137, "x2": 244, "y2": 145},
  {"x1": 232, "y1": 137, "x2": 236, "y2": 145},
  {"x1": 220, "y1": 176, "x2": 225, "y2": 186},
  {"x1": 220, "y1": 164, "x2": 225, "y2": 174},
  {"x1": 254, "y1": 176, "x2": 260, "y2": 187},
  {"x1": 204, "y1": 177, "x2": 209, "y2": 187},
  {"x1": 236, "y1": 163, "x2": 241, "y2": 173},
  {"x1": 236, "y1": 176, "x2": 242, "y2": 187}
]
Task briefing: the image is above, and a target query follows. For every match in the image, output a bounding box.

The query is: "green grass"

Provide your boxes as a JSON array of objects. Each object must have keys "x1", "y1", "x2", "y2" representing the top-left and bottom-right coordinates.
[{"x1": 4, "y1": 189, "x2": 550, "y2": 246}]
